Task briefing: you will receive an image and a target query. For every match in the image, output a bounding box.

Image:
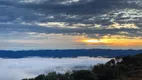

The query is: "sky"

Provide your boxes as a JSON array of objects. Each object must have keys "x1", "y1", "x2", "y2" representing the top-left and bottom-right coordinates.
[{"x1": 0, "y1": 0, "x2": 142, "y2": 50}]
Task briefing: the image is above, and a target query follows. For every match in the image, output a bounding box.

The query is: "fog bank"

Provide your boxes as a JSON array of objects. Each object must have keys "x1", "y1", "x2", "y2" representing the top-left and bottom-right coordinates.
[{"x1": 0, "y1": 57, "x2": 111, "y2": 80}]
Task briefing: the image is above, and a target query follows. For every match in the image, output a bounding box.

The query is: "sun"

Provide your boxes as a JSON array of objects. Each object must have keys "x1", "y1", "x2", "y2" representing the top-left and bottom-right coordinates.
[
  {"x1": 82, "y1": 39, "x2": 101, "y2": 43},
  {"x1": 79, "y1": 38, "x2": 109, "y2": 44}
]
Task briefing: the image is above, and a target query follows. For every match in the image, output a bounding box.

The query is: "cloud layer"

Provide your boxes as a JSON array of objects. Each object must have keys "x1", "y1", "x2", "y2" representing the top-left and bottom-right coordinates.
[
  {"x1": 0, "y1": 0, "x2": 142, "y2": 49},
  {"x1": 0, "y1": 57, "x2": 111, "y2": 80}
]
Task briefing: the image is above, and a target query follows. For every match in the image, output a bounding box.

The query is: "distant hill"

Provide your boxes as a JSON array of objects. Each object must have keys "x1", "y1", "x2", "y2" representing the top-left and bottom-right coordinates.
[{"x1": 0, "y1": 49, "x2": 142, "y2": 58}]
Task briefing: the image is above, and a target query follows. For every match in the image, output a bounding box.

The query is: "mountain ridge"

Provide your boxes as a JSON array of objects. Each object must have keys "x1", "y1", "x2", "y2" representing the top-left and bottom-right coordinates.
[{"x1": 0, "y1": 49, "x2": 142, "y2": 58}]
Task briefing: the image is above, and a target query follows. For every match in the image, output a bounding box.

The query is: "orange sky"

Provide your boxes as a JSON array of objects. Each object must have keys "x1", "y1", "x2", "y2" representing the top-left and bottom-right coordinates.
[{"x1": 77, "y1": 35, "x2": 142, "y2": 47}]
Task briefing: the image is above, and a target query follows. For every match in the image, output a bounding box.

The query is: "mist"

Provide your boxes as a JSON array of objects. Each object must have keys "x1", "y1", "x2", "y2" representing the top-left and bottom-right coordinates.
[{"x1": 0, "y1": 57, "x2": 111, "y2": 80}]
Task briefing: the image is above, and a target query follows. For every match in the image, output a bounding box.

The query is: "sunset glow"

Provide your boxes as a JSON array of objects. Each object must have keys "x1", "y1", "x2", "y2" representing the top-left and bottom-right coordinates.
[
  {"x1": 80, "y1": 37, "x2": 142, "y2": 47},
  {"x1": 82, "y1": 39, "x2": 102, "y2": 43}
]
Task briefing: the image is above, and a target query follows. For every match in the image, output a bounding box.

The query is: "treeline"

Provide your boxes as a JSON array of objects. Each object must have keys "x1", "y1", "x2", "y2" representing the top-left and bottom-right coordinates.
[{"x1": 22, "y1": 53, "x2": 142, "y2": 80}]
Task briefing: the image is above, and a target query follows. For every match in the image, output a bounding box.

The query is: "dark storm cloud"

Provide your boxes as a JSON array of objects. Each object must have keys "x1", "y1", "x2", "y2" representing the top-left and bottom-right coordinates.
[
  {"x1": 0, "y1": 0, "x2": 131, "y2": 14},
  {"x1": 0, "y1": 0, "x2": 140, "y2": 23},
  {"x1": 0, "y1": 0, "x2": 138, "y2": 14}
]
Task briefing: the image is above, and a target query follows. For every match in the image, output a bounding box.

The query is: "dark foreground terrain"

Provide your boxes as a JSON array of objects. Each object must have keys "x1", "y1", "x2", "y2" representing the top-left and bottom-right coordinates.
[{"x1": 23, "y1": 53, "x2": 142, "y2": 80}]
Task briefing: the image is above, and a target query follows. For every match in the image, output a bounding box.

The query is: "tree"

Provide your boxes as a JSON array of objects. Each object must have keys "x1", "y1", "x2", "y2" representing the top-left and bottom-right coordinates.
[
  {"x1": 72, "y1": 70, "x2": 98, "y2": 80},
  {"x1": 34, "y1": 74, "x2": 46, "y2": 80},
  {"x1": 93, "y1": 64, "x2": 121, "y2": 80},
  {"x1": 46, "y1": 72, "x2": 58, "y2": 80}
]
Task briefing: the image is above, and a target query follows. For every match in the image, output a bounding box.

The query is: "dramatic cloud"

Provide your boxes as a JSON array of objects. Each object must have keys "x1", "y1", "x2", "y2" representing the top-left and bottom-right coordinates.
[
  {"x1": 0, "y1": 0, "x2": 142, "y2": 49},
  {"x1": 0, "y1": 57, "x2": 111, "y2": 80}
]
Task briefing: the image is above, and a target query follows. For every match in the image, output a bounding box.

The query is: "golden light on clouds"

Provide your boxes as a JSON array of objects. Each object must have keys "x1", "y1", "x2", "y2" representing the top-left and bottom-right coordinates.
[
  {"x1": 79, "y1": 35, "x2": 142, "y2": 47},
  {"x1": 107, "y1": 22, "x2": 139, "y2": 29}
]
